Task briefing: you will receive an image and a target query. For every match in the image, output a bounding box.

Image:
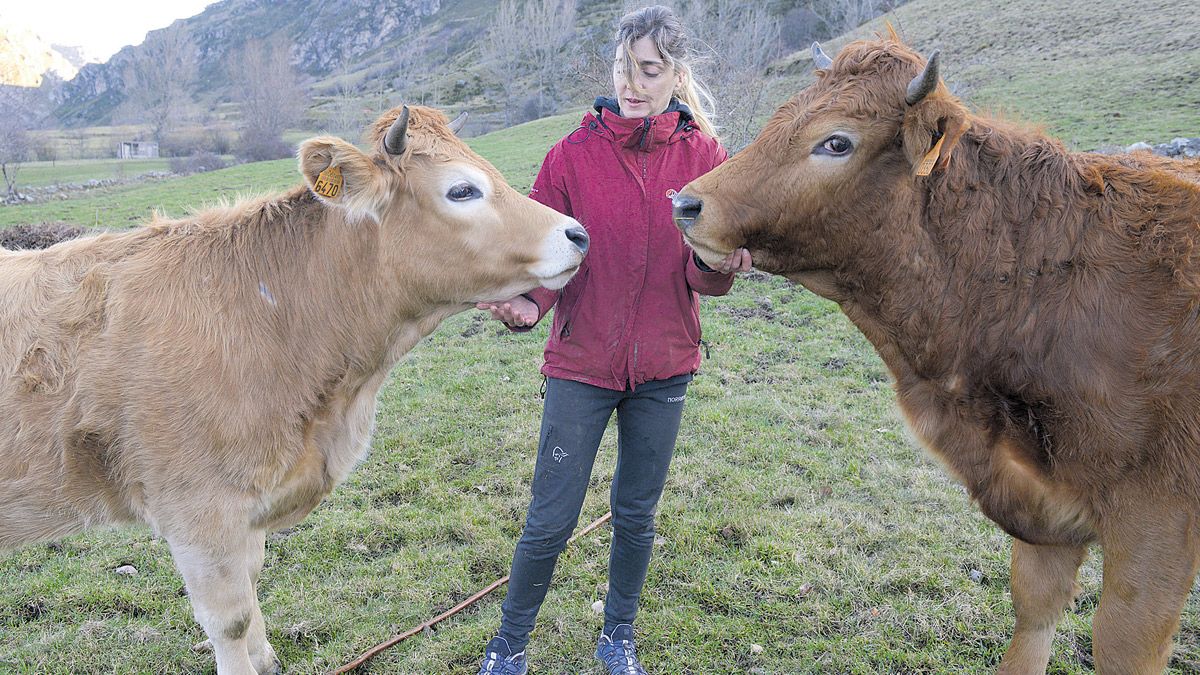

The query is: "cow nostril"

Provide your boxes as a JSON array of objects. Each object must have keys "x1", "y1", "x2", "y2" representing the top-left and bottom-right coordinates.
[
  {"x1": 672, "y1": 194, "x2": 703, "y2": 228},
  {"x1": 565, "y1": 226, "x2": 589, "y2": 254}
]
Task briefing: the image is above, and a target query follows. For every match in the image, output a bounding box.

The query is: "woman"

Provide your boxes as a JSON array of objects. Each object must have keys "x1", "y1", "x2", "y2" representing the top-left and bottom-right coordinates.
[{"x1": 475, "y1": 6, "x2": 751, "y2": 674}]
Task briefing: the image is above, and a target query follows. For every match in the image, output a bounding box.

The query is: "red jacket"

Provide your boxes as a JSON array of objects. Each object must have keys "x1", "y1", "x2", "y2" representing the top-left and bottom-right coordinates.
[{"x1": 523, "y1": 98, "x2": 734, "y2": 391}]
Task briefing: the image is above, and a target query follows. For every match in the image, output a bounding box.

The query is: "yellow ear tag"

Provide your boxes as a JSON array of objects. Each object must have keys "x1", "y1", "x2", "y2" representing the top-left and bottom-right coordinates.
[
  {"x1": 915, "y1": 134, "x2": 946, "y2": 177},
  {"x1": 313, "y1": 165, "x2": 343, "y2": 198}
]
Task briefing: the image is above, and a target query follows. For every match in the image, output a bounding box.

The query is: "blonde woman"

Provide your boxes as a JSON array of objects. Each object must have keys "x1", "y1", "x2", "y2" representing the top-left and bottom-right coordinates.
[{"x1": 476, "y1": 6, "x2": 750, "y2": 674}]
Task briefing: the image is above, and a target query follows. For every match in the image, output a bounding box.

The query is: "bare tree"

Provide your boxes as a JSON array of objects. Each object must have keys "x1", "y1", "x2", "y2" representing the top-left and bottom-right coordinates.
[
  {"x1": 809, "y1": 0, "x2": 899, "y2": 38},
  {"x1": 563, "y1": 23, "x2": 616, "y2": 103},
  {"x1": 67, "y1": 129, "x2": 88, "y2": 160},
  {"x1": 328, "y1": 60, "x2": 369, "y2": 139},
  {"x1": 0, "y1": 121, "x2": 30, "y2": 202},
  {"x1": 228, "y1": 36, "x2": 306, "y2": 159},
  {"x1": 682, "y1": 0, "x2": 782, "y2": 150},
  {"x1": 483, "y1": 0, "x2": 578, "y2": 125},
  {"x1": 122, "y1": 24, "x2": 198, "y2": 144},
  {"x1": 523, "y1": 0, "x2": 578, "y2": 116},
  {"x1": 481, "y1": 1, "x2": 524, "y2": 126},
  {"x1": 386, "y1": 48, "x2": 420, "y2": 107},
  {"x1": 32, "y1": 136, "x2": 58, "y2": 164}
]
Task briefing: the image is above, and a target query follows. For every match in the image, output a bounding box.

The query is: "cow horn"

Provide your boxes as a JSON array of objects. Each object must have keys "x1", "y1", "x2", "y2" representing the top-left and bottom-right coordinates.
[
  {"x1": 905, "y1": 50, "x2": 941, "y2": 105},
  {"x1": 811, "y1": 42, "x2": 833, "y2": 69},
  {"x1": 448, "y1": 111, "x2": 468, "y2": 134},
  {"x1": 384, "y1": 106, "x2": 410, "y2": 155}
]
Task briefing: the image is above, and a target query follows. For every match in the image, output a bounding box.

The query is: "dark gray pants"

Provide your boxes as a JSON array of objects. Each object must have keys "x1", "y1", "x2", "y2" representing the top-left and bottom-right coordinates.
[{"x1": 498, "y1": 374, "x2": 691, "y2": 651}]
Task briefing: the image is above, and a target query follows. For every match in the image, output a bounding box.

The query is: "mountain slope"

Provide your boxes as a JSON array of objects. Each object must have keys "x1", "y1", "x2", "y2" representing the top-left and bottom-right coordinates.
[
  {"x1": 54, "y1": 0, "x2": 460, "y2": 126},
  {"x1": 0, "y1": 24, "x2": 86, "y2": 87},
  {"x1": 766, "y1": 0, "x2": 1198, "y2": 148}
]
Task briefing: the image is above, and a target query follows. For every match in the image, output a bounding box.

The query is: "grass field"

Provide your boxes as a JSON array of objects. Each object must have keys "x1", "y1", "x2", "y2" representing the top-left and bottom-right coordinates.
[
  {"x1": 3, "y1": 273, "x2": 1198, "y2": 673},
  {"x1": 14, "y1": 158, "x2": 174, "y2": 189},
  {"x1": 2, "y1": 8, "x2": 1200, "y2": 670},
  {"x1": 765, "y1": 0, "x2": 1198, "y2": 151}
]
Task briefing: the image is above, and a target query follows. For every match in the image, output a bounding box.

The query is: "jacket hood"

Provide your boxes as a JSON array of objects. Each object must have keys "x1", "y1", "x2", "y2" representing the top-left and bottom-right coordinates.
[{"x1": 585, "y1": 96, "x2": 697, "y2": 152}]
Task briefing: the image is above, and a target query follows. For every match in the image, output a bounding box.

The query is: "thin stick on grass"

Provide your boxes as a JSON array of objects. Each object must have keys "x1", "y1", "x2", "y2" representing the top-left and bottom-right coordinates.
[{"x1": 331, "y1": 510, "x2": 614, "y2": 674}]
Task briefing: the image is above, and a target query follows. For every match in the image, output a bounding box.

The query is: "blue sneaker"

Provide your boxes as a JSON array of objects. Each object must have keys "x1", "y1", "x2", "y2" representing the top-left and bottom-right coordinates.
[
  {"x1": 478, "y1": 636, "x2": 527, "y2": 675},
  {"x1": 594, "y1": 624, "x2": 648, "y2": 675}
]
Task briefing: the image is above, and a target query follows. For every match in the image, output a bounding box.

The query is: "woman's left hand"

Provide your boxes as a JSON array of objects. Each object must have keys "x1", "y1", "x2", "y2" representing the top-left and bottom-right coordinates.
[{"x1": 718, "y1": 248, "x2": 753, "y2": 274}]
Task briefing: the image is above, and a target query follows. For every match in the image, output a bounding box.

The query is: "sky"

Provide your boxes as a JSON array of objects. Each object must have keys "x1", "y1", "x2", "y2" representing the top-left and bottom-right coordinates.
[{"x1": 2, "y1": 0, "x2": 217, "y2": 61}]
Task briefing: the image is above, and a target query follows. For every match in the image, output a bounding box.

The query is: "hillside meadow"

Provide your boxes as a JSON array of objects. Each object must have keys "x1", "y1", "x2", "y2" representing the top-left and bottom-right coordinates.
[{"x1": 3, "y1": 20, "x2": 1200, "y2": 674}]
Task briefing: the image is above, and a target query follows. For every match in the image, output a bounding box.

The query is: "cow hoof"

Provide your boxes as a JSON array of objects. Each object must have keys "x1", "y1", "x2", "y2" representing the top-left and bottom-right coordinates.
[
  {"x1": 251, "y1": 644, "x2": 280, "y2": 674},
  {"x1": 192, "y1": 639, "x2": 213, "y2": 653}
]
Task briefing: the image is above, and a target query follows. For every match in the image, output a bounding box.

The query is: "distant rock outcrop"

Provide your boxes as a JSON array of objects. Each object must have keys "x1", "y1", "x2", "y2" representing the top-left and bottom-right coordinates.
[
  {"x1": 54, "y1": 0, "x2": 445, "y2": 126},
  {"x1": 1125, "y1": 138, "x2": 1200, "y2": 158},
  {"x1": 0, "y1": 24, "x2": 88, "y2": 87}
]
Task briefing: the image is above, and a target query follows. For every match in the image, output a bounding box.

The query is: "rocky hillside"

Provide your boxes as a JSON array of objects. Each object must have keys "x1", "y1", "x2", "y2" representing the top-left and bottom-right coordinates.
[
  {"x1": 53, "y1": 0, "x2": 463, "y2": 126},
  {"x1": 0, "y1": 24, "x2": 90, "y2": 87}
]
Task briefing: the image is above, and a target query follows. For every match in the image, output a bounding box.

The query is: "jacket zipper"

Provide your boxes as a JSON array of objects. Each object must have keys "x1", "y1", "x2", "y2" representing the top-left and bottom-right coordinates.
[{"x1": 630, "y1": 119, "x2": 653, "y2": 385}]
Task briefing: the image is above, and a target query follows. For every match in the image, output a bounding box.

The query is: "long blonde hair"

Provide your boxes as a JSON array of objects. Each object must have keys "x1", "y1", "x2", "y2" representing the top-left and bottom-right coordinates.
[{"x1": 615, "y1": 5, "x2": 718, "y2": 139}]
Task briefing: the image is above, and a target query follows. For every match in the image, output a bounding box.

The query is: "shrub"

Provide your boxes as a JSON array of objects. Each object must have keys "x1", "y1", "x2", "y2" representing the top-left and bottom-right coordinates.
[
  {"x1": 158, "y1": 132, "x2": 205, "y2": 158},
  {"x1": 236, "y1": 134, "x2": 294, "y2": 162},
  {"x1": 169, "y1": 151, "x2": 228, "y2": 175}
]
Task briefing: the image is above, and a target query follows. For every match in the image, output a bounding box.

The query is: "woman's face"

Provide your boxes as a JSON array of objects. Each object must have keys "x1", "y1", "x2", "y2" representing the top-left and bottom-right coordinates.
[{"x1": 613, "y1": 36, "x2": 682, "y2": 118}]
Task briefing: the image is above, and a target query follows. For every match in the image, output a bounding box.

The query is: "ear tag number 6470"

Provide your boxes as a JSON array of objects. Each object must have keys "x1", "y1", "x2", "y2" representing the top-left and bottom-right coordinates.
[{"x1": 314, "y1": 165, "x2": 343, "y2": 198}]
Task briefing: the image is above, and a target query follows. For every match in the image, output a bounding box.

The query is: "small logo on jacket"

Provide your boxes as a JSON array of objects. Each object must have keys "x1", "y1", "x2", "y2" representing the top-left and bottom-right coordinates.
[{"x1": 665, "y1": 189, "x2": 678, "y2": 199}]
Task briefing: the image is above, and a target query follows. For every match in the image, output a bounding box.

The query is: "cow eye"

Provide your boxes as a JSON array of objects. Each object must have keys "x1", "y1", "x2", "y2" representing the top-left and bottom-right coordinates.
[
  {"x1": 447, "y1": 182, "x2": 481, "y2": 201},
  {"x1": 817, "y1": 135, "x2": 853, "y2": 156}
]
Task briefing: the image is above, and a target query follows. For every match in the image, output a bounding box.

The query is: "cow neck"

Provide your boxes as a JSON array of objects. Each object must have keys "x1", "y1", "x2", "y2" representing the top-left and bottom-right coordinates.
[
  {"x1": 829, "y1": 201, "x2": 961, "y2": 384},
  {"x1": 237, "y1": 189, "x2": 414, "y2": 379}
]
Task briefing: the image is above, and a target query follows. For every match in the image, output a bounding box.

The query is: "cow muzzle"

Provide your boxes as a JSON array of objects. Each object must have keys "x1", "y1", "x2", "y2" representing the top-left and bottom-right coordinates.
[
  {"x1": 530, "y1": 219, "x2": 588, "y2": 290},
  {"x1": 671, "y1": 192, "x2": 703, "y2": 233},
  {"x1": 564, "y1": 225, "x2": 589, "y2": 255}
]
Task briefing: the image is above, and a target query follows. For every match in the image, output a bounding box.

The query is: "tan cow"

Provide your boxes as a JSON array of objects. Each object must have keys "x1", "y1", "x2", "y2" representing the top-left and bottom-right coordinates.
[
  {"x1": 0, "y1": 105, "x2": 587, "y2": 674},
  {"x1": 673, "y1": 34, "x2": 1200, "y2": 674}
]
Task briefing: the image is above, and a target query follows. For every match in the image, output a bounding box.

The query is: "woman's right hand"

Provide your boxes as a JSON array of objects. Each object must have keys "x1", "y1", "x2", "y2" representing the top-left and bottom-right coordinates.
[{"x1": 476, "y1": 296, "x2": 540, "y2": 327}]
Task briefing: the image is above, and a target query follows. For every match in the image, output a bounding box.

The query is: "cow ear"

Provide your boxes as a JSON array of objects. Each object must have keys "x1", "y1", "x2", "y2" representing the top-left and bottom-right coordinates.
[
  {"x1": 901, "y1": 97, "x2": 970, "y2": 176},
  {"x1": 298, "y1": 137, "x2": 389, "y2": 221}
]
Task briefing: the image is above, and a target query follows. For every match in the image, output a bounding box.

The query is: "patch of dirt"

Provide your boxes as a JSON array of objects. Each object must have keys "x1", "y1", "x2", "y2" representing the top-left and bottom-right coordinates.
[
  {"x1": 718, "y1": 524, "x2": 748, "y2": 546},
  {"x1": 16, "y1": 599, "x2": 48, "y2": 623},
  {"x1": 722, "y1": 306, "x2": 773, "y2": 323},
  {"x1": 740, "y1": 270, "x2": 775, "y2": 283},
  {"x1": 0, "y1": 222, "x2": 85, "y2": 250},
  {"x1": 823, "y1": 357, "x2": 848, "y2": 371},
  {"x1": 460, "y1": 314, "x2": 487, "y2": 337}
]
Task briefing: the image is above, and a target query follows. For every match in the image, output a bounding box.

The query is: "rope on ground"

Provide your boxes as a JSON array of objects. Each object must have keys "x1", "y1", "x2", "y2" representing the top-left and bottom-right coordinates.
[{"x1": 330, "y1": 510, "x2": 613, "y2": 674}]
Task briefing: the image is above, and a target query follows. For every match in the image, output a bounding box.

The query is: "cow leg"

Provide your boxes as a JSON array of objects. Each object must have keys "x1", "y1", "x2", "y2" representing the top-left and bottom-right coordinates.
[
  {"x1": 167, "y1": 527, "x2": 266, "y2": 675},
  {"x1": 243, "y1": 529, "x2": 279, "y2": 674},
  {"x1": 997, "y1": 540, "x2": 1086, "y2": 674},
  {"x1": 1092, "y1": 503, "x2": 1200, "y2": 674}
]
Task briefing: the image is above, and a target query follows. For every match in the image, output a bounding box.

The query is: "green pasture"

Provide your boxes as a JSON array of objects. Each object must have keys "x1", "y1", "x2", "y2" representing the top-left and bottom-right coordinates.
[
  {"x1": 3, "y1": 273, "x2": 1198, "y2": 673},
  {"x1": 14, "y1": 158, "x2": 173, "y2": 189},
  {"x1": 771, "y1": 0, "x2": 1200, "y2": 151},
  {"x1": 2, "y1": 3, "x2": 1199, "y2": 666}
]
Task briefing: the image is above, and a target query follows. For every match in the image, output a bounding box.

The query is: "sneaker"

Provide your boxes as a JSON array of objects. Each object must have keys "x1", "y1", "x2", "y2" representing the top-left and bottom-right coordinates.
[
  {"x1": 478, "y1": 636, "x2": 527, "y2": 675},
  {"x1": 594, "y1": 624, "x2": 648, "y2": 675}
]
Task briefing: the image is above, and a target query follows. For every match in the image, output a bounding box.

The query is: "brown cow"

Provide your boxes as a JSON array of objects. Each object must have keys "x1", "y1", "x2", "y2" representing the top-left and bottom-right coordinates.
[
  {"x1": 0, "y1": 105, "x2": 587, "y2": 675},
  {"x1": 673, "y1": 34, "x2": 1200, "y2": 674}
]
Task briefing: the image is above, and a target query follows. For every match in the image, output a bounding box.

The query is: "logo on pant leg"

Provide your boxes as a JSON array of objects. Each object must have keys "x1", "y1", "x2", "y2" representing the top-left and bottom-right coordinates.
[
  {"x1": 667, "y1": 395, "x2": 686, "y2": 403},
  {"x1": 552, "y1": 446, "x2": 569, "y2": 462}
]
